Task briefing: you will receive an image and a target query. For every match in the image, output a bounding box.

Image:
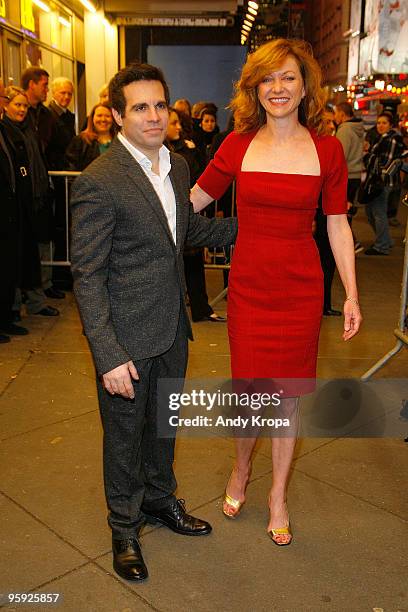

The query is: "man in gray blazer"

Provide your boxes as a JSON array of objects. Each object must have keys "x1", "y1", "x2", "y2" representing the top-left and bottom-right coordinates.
[{"x1": 70, "y1": 63, "x2": 237, "y2": 582}]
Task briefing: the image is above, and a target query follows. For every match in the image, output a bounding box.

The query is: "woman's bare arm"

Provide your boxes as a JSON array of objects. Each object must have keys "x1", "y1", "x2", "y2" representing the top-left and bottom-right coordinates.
[
  {"x1": 327, "y1": 214, "x2": 362, "y2": 340},
  {"x1": 190, "y1": 183, "x2": 214, "y2": 212}
]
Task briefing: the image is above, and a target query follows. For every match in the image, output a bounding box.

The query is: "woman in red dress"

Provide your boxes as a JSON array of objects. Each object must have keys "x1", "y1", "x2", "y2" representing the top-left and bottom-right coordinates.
[{"x1": 191, "y1": 39, "x2": 362, "y2": 545}]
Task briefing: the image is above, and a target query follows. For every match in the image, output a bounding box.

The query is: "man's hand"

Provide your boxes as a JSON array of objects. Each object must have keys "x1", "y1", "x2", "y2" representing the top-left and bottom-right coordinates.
[{"x1": 102, "y1": 361, "x2": 139, "y2": 399}]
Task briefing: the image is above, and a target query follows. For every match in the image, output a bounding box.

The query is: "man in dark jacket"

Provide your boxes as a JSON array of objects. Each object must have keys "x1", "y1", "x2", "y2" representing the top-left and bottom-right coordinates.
[
  {"x1": 22, "y1": 67, "x2": 63, "y2": 303},
  {"x1": 71, "y1": 62, "x2": 237, "y2": 582},
  {"x1": 48, "y1": 77, "x2": 76, "y2": 289},
  {"x1": 48, "y1": 77, "x2": 75, "y2": 169}
]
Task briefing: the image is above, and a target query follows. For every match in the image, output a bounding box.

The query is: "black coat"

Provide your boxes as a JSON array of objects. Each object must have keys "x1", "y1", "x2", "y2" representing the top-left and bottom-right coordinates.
[
  {"x1": 47, "y1": 101, "x2": 76, "y2": 170},
  {"x1": 0, "y1": 121, "x2": 41, "y2": 290},
  {"x1": 27, "y1": 103, "x2": 56, "y2": 169},
  {"x1": 3, "y1": 115, "x2": 53, "y2": 242},
  {"x1": 65, "y1": 136, "x2": 100, "y2": 171}
]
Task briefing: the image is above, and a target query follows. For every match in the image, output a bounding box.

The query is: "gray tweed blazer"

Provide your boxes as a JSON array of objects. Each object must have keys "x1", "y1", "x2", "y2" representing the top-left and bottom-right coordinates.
[{"x1": 70, "y1": 137, "x2": 237, "y2": 375}]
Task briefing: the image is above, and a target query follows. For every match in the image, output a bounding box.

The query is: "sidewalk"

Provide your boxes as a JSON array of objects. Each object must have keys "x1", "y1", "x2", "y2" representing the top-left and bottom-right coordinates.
[{"x1": 0, "y1": 211, "x2": 407, "y2": 612}]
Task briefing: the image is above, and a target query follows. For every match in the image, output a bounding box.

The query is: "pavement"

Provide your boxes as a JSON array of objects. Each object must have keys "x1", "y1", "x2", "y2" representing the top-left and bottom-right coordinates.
[{"x1": 0, "y1": 209, "x2": 407, "y2": 612}]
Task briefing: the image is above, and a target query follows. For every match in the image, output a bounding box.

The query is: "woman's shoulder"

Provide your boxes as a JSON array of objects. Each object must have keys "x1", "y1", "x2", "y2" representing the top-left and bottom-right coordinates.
[
  {"x1": 311, "y1": 131, "x2": 338, "y2": 146},
  {"x1": 215, "y1": 129, "x2": 257, "y2": 158},
  {"x1": 312, "y1": 131, "x2": 344, "y2": 156}
]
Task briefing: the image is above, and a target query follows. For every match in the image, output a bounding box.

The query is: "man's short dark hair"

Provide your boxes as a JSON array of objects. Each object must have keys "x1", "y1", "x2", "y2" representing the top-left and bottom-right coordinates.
[
  {"x1": 109, "y1": 62, "x2": 170, "y2": 117},
  {"x1": 21, "y1": 67, "x2": 49, "y2": 91},
  {"x1": 335, "y1": 102, "x2": 354, "y2": 118}
]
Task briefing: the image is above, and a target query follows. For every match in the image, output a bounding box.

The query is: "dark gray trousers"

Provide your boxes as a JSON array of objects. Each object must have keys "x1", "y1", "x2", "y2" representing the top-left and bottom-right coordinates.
[{"x1": 97, "y1": 314, "x2": 188, "y2": 539}]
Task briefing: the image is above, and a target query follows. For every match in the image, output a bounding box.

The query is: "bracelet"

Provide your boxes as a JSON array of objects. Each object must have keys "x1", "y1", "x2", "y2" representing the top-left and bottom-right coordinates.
[{"x1": 345, "y1": 296, "x2": 360, "y2": 307}]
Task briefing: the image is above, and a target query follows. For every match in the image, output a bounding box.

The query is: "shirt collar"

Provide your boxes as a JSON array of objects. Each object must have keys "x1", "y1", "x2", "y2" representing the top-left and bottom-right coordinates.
[
  {"x1": 51, "y1": 99, "x2": 66, "y2": 114},
  {"x1": 118, "y1": 131, "x2": 171, "y2": 178}
]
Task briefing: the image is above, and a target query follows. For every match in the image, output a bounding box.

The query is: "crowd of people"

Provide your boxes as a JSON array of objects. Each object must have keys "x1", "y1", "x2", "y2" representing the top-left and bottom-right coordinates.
[
  {"x1": 0, "y1": 61, "x2": 406, "y2": 347},
  {"x1": 0, "y1": 68, "x2": 69, "y2": 345},
  {"x1": 0, "y1": 68, "x2": 236, "y2": 345}
]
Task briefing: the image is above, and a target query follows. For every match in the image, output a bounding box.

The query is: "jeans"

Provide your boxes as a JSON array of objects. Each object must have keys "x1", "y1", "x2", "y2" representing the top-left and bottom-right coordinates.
[
  {"x1": 14, "y1": 287, "x2": 46, "y2": 315},
  {"x1": 365, "y1": 186, "x2": 394, "y2": 253},
  {"x1": 38, "y1": 242, "x2": 53, "y2": 291}
]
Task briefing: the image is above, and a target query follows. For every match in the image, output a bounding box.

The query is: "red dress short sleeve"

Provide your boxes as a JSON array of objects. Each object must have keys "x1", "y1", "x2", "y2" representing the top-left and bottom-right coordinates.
[
  {"x1": 321, "y1": 136, "x2": 348, "y2": 215},
  {"x1": 196, "y1": 131, "x2": 242, "y2": 200}
]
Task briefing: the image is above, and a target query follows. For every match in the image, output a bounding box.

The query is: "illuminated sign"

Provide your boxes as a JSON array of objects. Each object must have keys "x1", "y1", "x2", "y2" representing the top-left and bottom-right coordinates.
[
  {"x1": 115, "y1": 16, "x2": 231, "y2": 27},
  {"x1": 20, "y1": 0, "x2": 35, "y2": 31}
]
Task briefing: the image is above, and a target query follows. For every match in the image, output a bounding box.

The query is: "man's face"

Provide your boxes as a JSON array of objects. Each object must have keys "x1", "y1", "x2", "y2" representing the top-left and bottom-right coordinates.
[
  {"x1": 112, "y1": 80, "x2": 168, "y2": 156},
  {"x1": 53, "y1": 83, "x2": 73, "y2": 108},
  {"x1": 30, "y1": 75, "x2": 49, "y2": 104}
]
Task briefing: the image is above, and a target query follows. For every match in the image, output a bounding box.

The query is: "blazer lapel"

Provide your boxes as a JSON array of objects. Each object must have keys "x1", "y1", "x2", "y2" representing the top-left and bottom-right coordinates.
[{"x1": 112, "y1": 139, "x2": 176, "y2": 248}]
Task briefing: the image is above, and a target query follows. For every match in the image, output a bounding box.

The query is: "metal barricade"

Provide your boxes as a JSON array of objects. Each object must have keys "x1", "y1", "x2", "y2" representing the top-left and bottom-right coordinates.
[
  {"x1": 203, "y1": 181, "x2": 236, "y2": 307},
  {"x1": 42, "y1": 170, "x2": 81, "y2": 267},
  {"x1": 361, "y1": 194, "x2": 408, "y2": 380},
  {"x1": 42, "y1": 171, "x2": 235, "y2": 309}
]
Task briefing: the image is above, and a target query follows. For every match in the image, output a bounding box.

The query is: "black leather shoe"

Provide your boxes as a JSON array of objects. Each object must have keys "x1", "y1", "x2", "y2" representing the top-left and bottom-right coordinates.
[
  {"x1": 44, "y1": 287, "x2": 65, "y2": 299},
  {"x1": 112, "y1": 538, "x2": 148, "y2": 581},
  {"x1": 364, "y1": 247, "x2": 388, "y2": 255},
  {"x1": 0, "y1": 334, "x2": 10, "y2": 344},
  {"x1": 143, "y1": 498, "x2": 212, "y2": 536},
  {"x1": 323, "y1": 309, "x2": 342, "y2": 317},
  {"x1": 0, "y1": 323, "x2": 29, "y2": 335},
  {"x1": 34, "y1": 306, "x2": 59, "y2": 316}
]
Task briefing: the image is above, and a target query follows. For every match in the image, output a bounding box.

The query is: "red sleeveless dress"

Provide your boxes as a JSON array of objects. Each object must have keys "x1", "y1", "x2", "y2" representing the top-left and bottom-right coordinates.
[{"x1": 197, "y1": 130, "x2": 348, "y2": 391}]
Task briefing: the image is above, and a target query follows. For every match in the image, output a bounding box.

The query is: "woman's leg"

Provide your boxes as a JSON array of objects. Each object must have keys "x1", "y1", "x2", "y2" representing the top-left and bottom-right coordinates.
[
  {"x1": 223, "y1": 437, "x2": 257, "y2": 514},
  {"x1": 268, "y1": 397, "x2": 299, "y2": 543}
]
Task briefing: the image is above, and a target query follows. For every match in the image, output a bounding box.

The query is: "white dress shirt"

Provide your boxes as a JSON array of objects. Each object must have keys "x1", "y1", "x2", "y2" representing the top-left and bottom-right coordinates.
[{"x1": 118, "y1": 132, "x2": 177, "y2": 243}]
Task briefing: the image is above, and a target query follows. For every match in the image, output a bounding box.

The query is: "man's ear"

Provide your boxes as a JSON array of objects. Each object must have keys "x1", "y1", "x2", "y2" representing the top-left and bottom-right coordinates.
[{"x1": 112, "y1": 108, "x2": 123, "y2": 128}]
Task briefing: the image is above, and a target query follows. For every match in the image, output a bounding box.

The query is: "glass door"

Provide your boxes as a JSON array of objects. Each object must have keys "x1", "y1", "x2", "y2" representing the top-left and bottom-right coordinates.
[{"x1": 1, "y1": 30, "x2": 23, "y2": 86}]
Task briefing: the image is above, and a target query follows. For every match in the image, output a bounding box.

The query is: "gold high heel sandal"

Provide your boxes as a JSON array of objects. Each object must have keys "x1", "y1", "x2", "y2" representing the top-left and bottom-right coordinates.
[
  {"x1": 222, "y1": 493, "x2": 244, "y2": 519},
  {"x1": 268, "y1": 498, "x2": 293, "y2": 545},
  {"x1": 222, "y1": 469, "x2": 249, "y2": 519},
  {"x1": 268, "y1": 523, "x2": 293, "y2": 546}
]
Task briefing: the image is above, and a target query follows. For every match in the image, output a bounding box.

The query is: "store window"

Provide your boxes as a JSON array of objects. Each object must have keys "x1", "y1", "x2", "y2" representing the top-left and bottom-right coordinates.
[
  {"x1": 25, "y1": 39, "x2": 73, "y2": 83},
  {"x1": 20, "y1": 0, "x2": 73, "y2": 56}
]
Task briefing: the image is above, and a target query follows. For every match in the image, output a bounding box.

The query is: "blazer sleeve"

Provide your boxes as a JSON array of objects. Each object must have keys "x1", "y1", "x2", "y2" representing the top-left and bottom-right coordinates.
[
  {"x1": 186, "y1": 207, "x2": 238, "y2": 248},
  {"x1": 321, "y1": 136, "x2": 348, "y2": 215},
  {"x1": 70, "y1": 173, "x2": 131, "y2": 374},
  {"x1": 196, "y1": 131, "x2": 239, "y2": 200}
]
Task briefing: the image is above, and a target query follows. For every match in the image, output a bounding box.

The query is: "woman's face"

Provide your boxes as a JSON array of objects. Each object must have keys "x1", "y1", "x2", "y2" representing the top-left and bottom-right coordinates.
[
  {"x1": 93, "y1": 106, "x2": 113, "y2": 134},
  {"x1": 167, "y1": 111, "x2": 182, "y2": 141},
  {"x1": 201, "y1": 113, "x2": 216, "y2": 133},
  {"x1": 323, "y1": 111, "x2": 336, "y2": 136},
  {"x1": 5, "y1": 94, "x2": 29, "y2": 122},
  {"x1": 376, "y1": 116, "x2": 392, "y2": 135},
  {"x1": 257, "y1": 55, "x2": 305, "y2": 122}
]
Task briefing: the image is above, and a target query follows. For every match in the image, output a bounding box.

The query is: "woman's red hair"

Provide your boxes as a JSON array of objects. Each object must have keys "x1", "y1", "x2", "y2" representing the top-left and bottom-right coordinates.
[{"x1": 231, "y1": 38, "x2": 327, "y2": 136}]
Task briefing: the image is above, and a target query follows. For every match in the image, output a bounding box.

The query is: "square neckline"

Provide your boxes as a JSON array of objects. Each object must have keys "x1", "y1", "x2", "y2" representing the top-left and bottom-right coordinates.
[{"x1": 239, "y1": 127, "x2": 322, "y2": 178}]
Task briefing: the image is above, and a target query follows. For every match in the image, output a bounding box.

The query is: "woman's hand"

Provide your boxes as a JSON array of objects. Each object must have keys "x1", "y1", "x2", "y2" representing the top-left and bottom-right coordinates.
[{"x1": 342, "y1": 298, "x2": 362, "y2": 341}]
